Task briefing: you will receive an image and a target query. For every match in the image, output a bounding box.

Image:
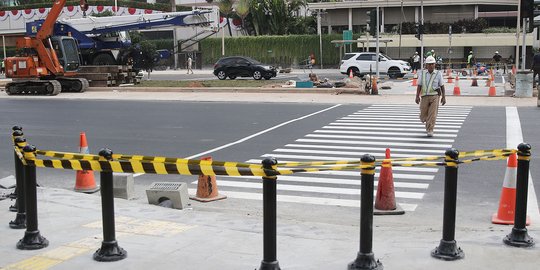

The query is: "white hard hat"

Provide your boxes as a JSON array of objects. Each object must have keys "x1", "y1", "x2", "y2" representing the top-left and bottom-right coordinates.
[
  {"x1": 431, "y1": 49, "x2": 435, "y2": 52},
  {"x1": 495, "y1": 51, "x2": 499, "y2": 54},
  {"x1": 425, "y1": 56, "x2": 436, "y2": 64},
  {"x1": 415, "y1": 51, "x2": 418, "y2": 54}
]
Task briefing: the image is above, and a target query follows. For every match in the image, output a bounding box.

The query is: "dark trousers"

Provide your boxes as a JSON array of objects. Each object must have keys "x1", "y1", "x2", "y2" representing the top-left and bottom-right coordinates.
[{"x1": 533, "y1": 68, "x2": 540, "y2": 86}]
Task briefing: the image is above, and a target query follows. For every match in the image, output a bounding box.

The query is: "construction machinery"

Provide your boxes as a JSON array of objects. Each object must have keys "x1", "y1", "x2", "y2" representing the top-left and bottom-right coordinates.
[
  {"x1": 27, "y1": 9, "x2": 213, "y2": 68},
  {"x1": 4, "y1": 0, "x2": 89, "y2": 95}
]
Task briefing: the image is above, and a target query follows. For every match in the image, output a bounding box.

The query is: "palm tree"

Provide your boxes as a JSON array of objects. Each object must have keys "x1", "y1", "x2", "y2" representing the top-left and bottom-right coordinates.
[
  {"x1": 218, "y1": 0, "x2": 234, "y2": 36},
  {"x1": 235, "y1": 0, "x2": 250, "y2": 34}
]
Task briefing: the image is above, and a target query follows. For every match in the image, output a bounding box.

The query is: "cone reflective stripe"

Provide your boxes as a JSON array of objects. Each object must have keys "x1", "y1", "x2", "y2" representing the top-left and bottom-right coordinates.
[
  {"x1": 492, "y1": 153, "x2": 530, "y2": 225},
  {"x1": 190, "y1": 156, "x2": 227, "y2": 202},
  {"x1": 74, "y1": 132, "x2": 99, "y2": 193},
  {"x1": 374, "y1": 148, "x2": 404, "y2": 215}
]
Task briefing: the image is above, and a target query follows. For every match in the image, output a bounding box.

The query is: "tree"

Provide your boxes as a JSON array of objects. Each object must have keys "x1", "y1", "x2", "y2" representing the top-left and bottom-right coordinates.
[
  {"x1": 245, "y1": 0, "x2": 307, "y2": 35},
  {"x1": 218, "y1": 0, "x2": 234, "y2": 36},
  {"x1": 235, "y1": 0, "x2": 250, "y2": 34}
]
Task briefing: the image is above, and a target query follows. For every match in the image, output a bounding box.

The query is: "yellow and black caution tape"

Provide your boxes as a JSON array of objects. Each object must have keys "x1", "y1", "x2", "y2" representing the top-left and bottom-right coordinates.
[{"x1": 458, "y1": 149, "x2": 516, "y2": 158}]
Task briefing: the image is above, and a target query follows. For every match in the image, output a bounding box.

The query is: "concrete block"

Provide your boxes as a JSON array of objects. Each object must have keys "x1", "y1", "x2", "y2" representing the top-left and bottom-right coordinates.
[
  {"x1": 145, "y1": 182, "x2": 189, "y2": 210},
  {"x1": 113, "y1": 173, "x2": 134, "y2": 200}
]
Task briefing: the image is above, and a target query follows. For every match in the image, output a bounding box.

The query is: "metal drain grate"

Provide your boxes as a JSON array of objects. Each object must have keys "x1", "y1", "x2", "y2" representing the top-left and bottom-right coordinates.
[{"x1": 149, "y1": 182, "x2": 182, "y2": 191}]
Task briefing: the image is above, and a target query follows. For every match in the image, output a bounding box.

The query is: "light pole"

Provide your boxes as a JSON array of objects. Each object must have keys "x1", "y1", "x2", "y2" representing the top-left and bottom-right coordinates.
[
  {"x1": 317, "y1": 9, "x2": 324, "y2": 69},
  {"x1": 420, "y1": 0, "x2": 424, "y2": 73}
]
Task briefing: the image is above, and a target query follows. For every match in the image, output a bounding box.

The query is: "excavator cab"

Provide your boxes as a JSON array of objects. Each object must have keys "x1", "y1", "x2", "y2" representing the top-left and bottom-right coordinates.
[{"x1": 51, "y1": 36, "x2": 81, "y2": 72}]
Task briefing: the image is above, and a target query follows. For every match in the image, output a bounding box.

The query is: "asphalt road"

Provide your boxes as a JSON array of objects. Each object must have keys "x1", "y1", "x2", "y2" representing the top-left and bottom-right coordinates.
[{"x1": 0, "y1": 99, "x2": 538, "y2": 226}]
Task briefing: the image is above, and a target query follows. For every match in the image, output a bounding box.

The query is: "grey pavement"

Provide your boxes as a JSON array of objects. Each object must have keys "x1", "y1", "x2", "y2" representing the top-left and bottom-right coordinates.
[{"x1": 1, "y1": 186, "x2": 539, "y2": 270}]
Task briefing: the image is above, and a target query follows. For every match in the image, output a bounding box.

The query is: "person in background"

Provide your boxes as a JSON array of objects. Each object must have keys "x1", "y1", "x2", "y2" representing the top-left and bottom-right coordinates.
[
  {"x1": 493, "y1": 51, "x2": 502, "y2": 70},
  {"x1": 412, "y1": 52, "x2": 420, "y2": 72},
  {"x1": 415, "y1": 56, "x2": 446, "y2": 137},
  {"x1": 187, "y1": 56, "x2": 194, "y2": 74},
  {"x1": 531, "y1": 52, "x2": 540, "y2": 86},
  {"x1": 0, "y1": 59, "x2": 4, "y2": 74},
  {"x1": 467, "y1": 51, "x2": 475, "y2": 69}
]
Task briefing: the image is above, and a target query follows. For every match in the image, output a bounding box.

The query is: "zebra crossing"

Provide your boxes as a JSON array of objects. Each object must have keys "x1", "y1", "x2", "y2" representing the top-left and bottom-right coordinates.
[{"x1": 190, "y1": 104, "x2": 472, "y2": 211}]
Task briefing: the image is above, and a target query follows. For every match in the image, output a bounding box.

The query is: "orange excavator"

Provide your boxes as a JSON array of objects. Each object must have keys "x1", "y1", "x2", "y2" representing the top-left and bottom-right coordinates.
[{"x1": 4, "y1": 0, "x2": 89, "y2": 95}]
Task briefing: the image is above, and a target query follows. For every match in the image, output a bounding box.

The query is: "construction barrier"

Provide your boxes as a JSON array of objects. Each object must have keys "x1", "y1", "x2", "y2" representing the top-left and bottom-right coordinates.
[{"x1": 7, "y1": 127, "x2": 535, "y2": 267}]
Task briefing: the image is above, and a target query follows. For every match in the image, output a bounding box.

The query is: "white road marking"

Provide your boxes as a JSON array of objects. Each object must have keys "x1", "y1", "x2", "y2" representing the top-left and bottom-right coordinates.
[
  {"x1": 506, "y1": 106, "x2": 540, "y2": 226},
  {"x1": 315, "y1": 129, "x2": 458, "y2": 138},
  {"x1": 296, "y1": 138, "x2": 453, "y2": 148}
]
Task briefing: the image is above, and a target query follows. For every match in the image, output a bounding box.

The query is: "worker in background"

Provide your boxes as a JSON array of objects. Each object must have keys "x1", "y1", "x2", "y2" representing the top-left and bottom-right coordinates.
[
  {"x1": 187, "y1": 56, "x2": 193, "y2": 74},
  {"x1": 0, "y1": 59, "x2": 4, "y2": 74},
  {"x1": 531, "y1": 52, "x2": 540, "y2": 86},
  {"x1": 493, "y1": 51, "x2": 502, "y2": 70},
  {"x1": 412, "y1": 52, "x2": 420, "y2": 72},
  {"x1": 415, "y1": 56, "x2": 446, "y2": 137},
  {"x1": 467, "y1": 51, "x2": 475, "y2": 70}
]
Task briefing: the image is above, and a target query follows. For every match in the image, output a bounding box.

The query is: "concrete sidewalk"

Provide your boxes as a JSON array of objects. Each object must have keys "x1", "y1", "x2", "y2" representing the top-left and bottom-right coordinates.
[{"x1": 1, "y1": 187, "x2": 539, "y2": 270}]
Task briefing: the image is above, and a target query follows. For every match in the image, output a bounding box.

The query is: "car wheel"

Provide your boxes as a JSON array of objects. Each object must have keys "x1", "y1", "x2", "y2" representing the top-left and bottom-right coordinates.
[
  {"x1": 217, "y1": 70, "x2": 227, "y2": 80},
  {"x1": 229, "y1": 75, "x2": 237, "y2": 80},
  {"x1": 253, "y1": 70, "x2": 262, "y2": 80},
  {"x1": 388, "y1": 67, "x2": 400, "y2": 79}
]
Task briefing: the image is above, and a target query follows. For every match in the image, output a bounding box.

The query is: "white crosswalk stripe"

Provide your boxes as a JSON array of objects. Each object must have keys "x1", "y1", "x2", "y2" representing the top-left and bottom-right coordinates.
[{"x1": 191, "y1": 104, "x2": 472, "y2": 211}]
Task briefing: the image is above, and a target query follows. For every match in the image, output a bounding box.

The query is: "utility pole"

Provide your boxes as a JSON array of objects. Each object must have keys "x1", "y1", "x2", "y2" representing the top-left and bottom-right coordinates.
[
  {"x1": 171, "y1": 0, "x2": 179, "y2": 69},
  {"x1": 420, "y1": 0, "x2": 424, "y2": 73},
  {"x1": 516, "y1": 0, "x2": 521, "y2": 70},
  {"x1": 318, "y1": 9, "x2": 323, "y2": 69},
  {"x1": 375, "y1": 6, "x2": 380, "y2": 78}
]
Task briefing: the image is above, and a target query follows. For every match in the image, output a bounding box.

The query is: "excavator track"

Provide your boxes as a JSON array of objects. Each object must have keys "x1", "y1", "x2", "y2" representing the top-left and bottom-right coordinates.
[
  {"x1": 5, "y1": 80, "x2": 62, "y2": 96},
  {"x1": 57, "y1": 77, "x2": 89, "y2": 92}
]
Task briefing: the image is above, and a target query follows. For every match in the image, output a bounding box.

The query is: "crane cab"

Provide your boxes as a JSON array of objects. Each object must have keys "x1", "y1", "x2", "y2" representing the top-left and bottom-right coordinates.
[{"x1": 50, "y1": 36, "x2": 82, "y2": 73}]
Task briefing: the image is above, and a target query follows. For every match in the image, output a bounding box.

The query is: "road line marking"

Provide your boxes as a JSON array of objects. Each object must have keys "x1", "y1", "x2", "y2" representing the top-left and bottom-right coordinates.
[
  {"x1": 336, "y1": 119, "x2": 463, "y2": 126},
  {"x1": 133, "y1": 104, "x2": 342, "y2": 177},
  {"x1": 306, "y1": 133, "x2": 456, "y2": 142},
  {"x1": 296, "y1": 138, "x2": 452, "y2": 148},
  {"x1": 246, "y1": 159, "x2": 438, "y2": 173},
  {"x1": 187, "y1": 189, "x2": 418, "y2": 210},
  {"x1": 321, "y1": 126, "x2": 459, "y2": 133},
  {"x1": 271, "y1": 148, "x2": 438, "y2": 158},
  {"x1": 341, "y1": 117, "x2": 464, "y2": 122},
  {"x1": 315, "y1": 129, "x2": 457, "y2": 137},
  {"x1": 217, "y1": 175, "x2": 430, "y2": 188},
  {"x1": 283, "y1": 144, "x2": 446, "y2": 154},
  {"x1": 329, "y1": 122, "x2": 462, "y2": 129},
  {"x1": 506, "y1": 106, "x2": 540, "y2": 226}
]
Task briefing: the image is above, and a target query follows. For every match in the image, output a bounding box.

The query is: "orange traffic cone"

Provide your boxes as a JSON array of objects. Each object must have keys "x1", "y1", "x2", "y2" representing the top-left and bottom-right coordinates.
[
  {"x1": 488, "y1": 84, "x2": 497, "y2": 96},
  {"x1": 349, "y1": 69, "x2": 354, "y2": 79},
  {"x1": 190, "y1": 156, "x2": 227, "y2": 202},
  {"x1": 411, "y1": 77, "x2": 417, "y2": 87},
  {"x1": 492, "y1": 154, "x2": 531, "y2": 225},
  {"x1": 374, "y1": 149, "x2": 404, "y2": 215},
  {"x1": 74, "y1": 132, "x2": 99, "y2": 193},
  {"x1": 447, "y1": 76, "x2": 453, "y2": 83},
  {"x1": 453, "y1": 80, "x2": 461, "y2": 96},
  {"x1": 371, "y1": 76, "x2": 378, "y2": 95},
  {"x1": 512, "y1": 65, "x2": 516, "y2": 74}
]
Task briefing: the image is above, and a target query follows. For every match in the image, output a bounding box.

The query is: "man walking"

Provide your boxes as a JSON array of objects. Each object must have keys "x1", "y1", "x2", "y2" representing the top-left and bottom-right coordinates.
[
  {"x1": 187, "y1": 56, "x2": 194, "y2": 74},
  {"x1": 493, "y1": 51, "x2": 502, "y2": 70},
  {"x1": 415, "y1": 56, "x2": 446, "y2": 137},
  {"x1": 531, "y1": 52, "x2": 540, "y2": 86}
]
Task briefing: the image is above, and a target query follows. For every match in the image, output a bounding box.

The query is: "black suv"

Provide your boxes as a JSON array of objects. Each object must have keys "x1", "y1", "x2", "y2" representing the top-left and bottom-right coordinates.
[{"x1": 213, "y1": 56, "x2": 277, "y2": 80}]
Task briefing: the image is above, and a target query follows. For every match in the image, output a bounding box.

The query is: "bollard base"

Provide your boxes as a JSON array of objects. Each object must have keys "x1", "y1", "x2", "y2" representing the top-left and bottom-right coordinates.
[
  {"x1": 258, "y1": 260, "x2": 281, "y2": 270},
  {"x1": 348, "y1": 252, "x2": 383, "y2": 270},
  {"x1": 431, "y1": 240, "x2": 464, "y2": 261},
  {"x1": 9, "y1": 204, "x2": 17, "y2": 212},
  {"x1": 93, "y1": 240, "x2": 127, "y2": 262},
  {"x1": 16, "y1": 230, "x2": 49, "y2": 250},
  {"x1": 9, "y1": 213, "x2": 26, "y2": 229},
  {"x1": 503, "y1": 227, "x2": 535, "y2": 248}
]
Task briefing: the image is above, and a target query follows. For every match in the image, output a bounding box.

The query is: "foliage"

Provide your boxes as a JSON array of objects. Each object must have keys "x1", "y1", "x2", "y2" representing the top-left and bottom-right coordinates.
[
  {"x1": 245, "y1": 0, "x2": 307, "y2": 35},
  {"x1": 90, "y1": 10, "x2": 114, "y2": 17},
  {"x1": 200, "y1": 34, "x2": 361, "y2": 66},
  {"x1": 482, "y1": 27, "x2": 516, "y2": 34},
  {"x1": 129, "y1": 31, "x2": 159, "y2": 72}
]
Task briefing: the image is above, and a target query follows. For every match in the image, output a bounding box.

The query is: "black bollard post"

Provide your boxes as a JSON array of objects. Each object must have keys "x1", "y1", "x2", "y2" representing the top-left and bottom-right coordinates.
[
  {"x1": 10, "y1": 137, "x2": 27, "y2": 229},
  {"x1": 17, "y1": 145, "x2": 48, "y2": 250},
  {"x1": 9, "y1": 127, "x2": 23, "y2": 212},
  {"x1": 258, "y1": 157, "x2": 281, "y2": 270},
  {"x1": 431, "y1": 148, "x2": 464, "y2": 260},
  {"x1": 504, "y1": 143, "x2": 535, "y2": 247},
  {"x1": 348, "y1": 154, "x2": 382, "y2": 270},
  {"x1": 93, "y1": 148, "x2": 127, "y2": 262}
]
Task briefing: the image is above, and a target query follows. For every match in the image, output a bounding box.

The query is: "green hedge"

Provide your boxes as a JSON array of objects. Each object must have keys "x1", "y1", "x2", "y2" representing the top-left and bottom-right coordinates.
[{"x1": 199, "y1": 34, "x2": 362, "y2": 67}]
